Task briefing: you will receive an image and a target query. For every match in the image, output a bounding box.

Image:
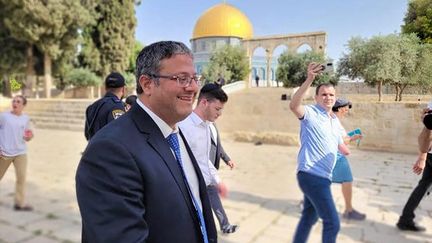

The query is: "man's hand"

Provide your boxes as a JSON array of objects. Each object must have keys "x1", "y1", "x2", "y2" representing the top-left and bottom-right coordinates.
[
  {"x1": 413, "y1": 153, "x2": 427, "y2": 175},
  {"x1": 289, "y1": 62, "x2": 323, "y2": 119},
  {"x1": 306, "y1": 62, "x2": 324, "y2": 81},
  {"x1": 350, "y1": 134, "x2": 363, "y2": 141},
  {"x1": 23, "y1": 129, "x2": 33, "y2": 142},
  {"x1": 227, "y1": 160, "x2": 235, "y2": 169},
  {"x1": 217, "y1": 182, "x2": 228, "y2": 198}
]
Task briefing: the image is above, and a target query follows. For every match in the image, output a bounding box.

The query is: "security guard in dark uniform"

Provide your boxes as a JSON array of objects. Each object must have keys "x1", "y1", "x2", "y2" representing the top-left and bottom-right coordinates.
[{"x1": 84, "y1": 72, "x2": 126, "y2": 140}]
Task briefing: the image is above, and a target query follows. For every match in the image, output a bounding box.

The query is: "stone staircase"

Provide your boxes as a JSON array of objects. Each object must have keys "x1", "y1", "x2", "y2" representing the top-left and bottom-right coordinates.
[{"x1": 24, "y1": 99, "x2": 93, "y2": 131}]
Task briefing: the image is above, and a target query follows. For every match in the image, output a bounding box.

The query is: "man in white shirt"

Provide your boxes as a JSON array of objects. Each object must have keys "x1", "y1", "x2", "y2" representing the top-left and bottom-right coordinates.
[
  {"x1": 0, "y1": 95, "x2": 34, "y2": 211},
  {"x1": 180, "y1": 83, "x2": 238, "y2": 234}
]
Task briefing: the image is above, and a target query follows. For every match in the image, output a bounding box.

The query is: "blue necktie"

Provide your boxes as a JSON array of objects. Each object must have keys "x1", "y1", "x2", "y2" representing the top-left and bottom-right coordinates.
[{"x1": 166, "y1": 133, "x2": 209, "y2": 243}]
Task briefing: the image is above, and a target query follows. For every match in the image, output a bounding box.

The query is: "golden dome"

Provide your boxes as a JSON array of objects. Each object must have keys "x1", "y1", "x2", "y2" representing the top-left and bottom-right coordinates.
[{"x1": 192, "y1": 3, "x2": 253, "y2": 40}]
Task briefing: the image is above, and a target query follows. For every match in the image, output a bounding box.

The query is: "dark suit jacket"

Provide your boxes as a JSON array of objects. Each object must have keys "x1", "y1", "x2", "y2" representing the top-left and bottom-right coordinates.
[
  {"x1": 76, "y1": 104, "x2": 217, "y2": 243},
  {"x1": 210, "y1": 124, "x2": 231, "y2": 170}
]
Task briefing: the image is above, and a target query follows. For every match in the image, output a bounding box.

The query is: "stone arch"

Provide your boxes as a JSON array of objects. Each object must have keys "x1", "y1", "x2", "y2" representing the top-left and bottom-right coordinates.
[
  {"x1": 251, "y1": 47, "x2": 267, "y2": 87},
  {"x1": 296, "y1": 43, "x2": 313, "y2": 53},
  {"x1": 242, "y1": 31, "x2": 326, "y2": 87}
]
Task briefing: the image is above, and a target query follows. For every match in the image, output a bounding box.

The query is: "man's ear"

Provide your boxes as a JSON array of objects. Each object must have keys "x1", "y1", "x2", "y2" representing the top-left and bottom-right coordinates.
[{"x1": 139, "y1": 75, "x2": 153, "y2": 96}]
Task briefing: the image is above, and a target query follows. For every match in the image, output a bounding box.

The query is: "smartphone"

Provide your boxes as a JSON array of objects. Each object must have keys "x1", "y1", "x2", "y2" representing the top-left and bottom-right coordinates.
[{"x1": 320, "y1": 63, "x2": 333, "y2": 73}]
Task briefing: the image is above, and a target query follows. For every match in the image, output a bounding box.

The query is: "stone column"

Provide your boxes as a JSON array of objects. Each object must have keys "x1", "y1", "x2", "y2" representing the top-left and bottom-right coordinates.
[{"x1": 265, "y1": 49, "x2": 272, "y2": 87}]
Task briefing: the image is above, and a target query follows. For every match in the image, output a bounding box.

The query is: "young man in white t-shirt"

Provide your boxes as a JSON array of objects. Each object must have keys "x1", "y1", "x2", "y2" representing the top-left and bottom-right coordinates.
[{"x1": 0, "y1": 95, "x2": 34, "y2": 211}]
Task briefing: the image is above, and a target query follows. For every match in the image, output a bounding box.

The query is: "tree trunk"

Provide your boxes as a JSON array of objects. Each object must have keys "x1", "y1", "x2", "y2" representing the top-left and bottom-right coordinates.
[
  {"x1": 44, "y1": 53, "x2": 52, "y2": 98},
  {"x1": 2, "y1": 74, "x2": 12, "y2": 97},
  {"x1": 395, "y1": 84, "x2": 400, "y2": 101},
  {"x1": 399, "y1": 84, "x2": 408, "y2": 101},
  {"x1": 378, "y1": 80, "x2": 383, "y2": 102},
  {"x1": 24, "y1": 44, "x2": 36, "y2": 97}
]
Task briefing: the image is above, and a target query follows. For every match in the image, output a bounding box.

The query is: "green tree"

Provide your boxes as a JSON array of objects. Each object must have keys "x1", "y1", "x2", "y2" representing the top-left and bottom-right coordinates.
[
  {"x1": 338, "y1": 35, "x2": 400, "y2": 101},
  {"x1": 1, "y1": 0, "x2": 91, "y2": 97},
  {"x1": 127, "y1": 40, "x2": 145, "y2": 73},
  {"x1": 402, "y1": 0, "x2": 432, "y2": 44},
  {"x1": 202, "y1": 45, "x2": 250, "y2": 83},
  {"x1": 79, "y1": 0, "x2": 137, "y2": 77},
  {"x1": 276, "y1": 51, "x2": 336, "y2": 88},
  {"x1": 392, "y1": 33, "x2": 420, "y2": 101},
  {"x1": 0, "y1": 10, "x2": 26, "y2": 97},
  {"x1": 338, "y1": 34, "x2": 425, "y2": 101},
  {"x1": 412, "y1": 43, "x2": 432, "y2": 91},
  {"x1": 64, "y1": 68, "x2": 100, "y2": 88}
]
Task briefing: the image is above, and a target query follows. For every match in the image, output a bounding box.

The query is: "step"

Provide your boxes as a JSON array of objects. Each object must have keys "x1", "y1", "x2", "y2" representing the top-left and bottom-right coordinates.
[
  {"x1": 31, "y1": 116, "x2": 84, "y2": 125},
  {"x1": 27, "y1": 111, "x2": 86, "y2": 119},
  {"x1": 33, "y1": 122, "x2": 84, "y2": 132}
]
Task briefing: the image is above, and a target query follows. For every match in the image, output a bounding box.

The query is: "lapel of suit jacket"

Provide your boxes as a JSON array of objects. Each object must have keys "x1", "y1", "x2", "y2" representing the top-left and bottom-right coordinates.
[
  {"x1": 210, "y1": 123, "x2": 221, "y2": 169},
  {"x1": 179, "y1": 130, "x2": 217, "y2": 241},
  {"x1": 129, "y1": 105, "x2": 199, "y2": 222}
]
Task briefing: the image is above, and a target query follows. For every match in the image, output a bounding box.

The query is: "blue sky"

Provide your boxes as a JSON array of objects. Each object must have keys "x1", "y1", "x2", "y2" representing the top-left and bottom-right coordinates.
[{"x1": 135, "y1": 0, "x2": 408, "y2": 61}]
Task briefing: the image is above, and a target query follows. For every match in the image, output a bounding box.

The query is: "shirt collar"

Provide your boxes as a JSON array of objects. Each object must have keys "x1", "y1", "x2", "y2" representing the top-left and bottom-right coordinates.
[
  {"x1": 190, "y1": 111, "x2": 209, "y2": 127},
  {"x1": 314, "y1": 104, "x2": 336, "y2": 118},
  {"x1": 136, "y1": 98, "x2": 178, "y2": 138}
]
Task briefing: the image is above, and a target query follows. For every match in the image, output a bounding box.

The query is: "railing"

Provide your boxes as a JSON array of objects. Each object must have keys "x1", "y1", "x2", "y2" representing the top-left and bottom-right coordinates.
[{"x1": 221, "y1": 81, "x2": 246, "y2": 94}]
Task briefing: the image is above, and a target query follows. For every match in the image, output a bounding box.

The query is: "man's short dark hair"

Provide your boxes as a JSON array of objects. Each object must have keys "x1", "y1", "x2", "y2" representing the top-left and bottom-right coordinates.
[
  {"x1": 315, "y1": 83, "x2": 334, "y2": 95},
  {"x1": 135, "y1": 41, "x2": 193, "y2": 94},
  {"x1": 198, "y1": 83, "x2": 228, "y2": 103},
  {"x1": 125, "y1": 95, "x2": 137, "y2": 106},
  {"x1": 15, "y1": 95, "x2": 27, "y2": 105}
]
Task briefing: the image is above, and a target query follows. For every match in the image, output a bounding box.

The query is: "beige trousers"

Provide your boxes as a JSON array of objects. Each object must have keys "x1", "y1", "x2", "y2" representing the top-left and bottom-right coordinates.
[{"x1": 0, "y1": 154, "x2": 28, "y2": 207}]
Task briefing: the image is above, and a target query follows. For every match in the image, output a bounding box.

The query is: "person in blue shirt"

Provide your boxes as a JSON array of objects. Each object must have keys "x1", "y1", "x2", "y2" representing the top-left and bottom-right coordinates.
[{"x1": 290, "y1": 62, "x2": 350, "y2": 243}]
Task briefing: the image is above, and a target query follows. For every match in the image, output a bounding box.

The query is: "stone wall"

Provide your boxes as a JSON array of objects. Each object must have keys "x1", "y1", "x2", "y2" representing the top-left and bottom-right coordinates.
[
  {"x1": 217, "y1": 88, "x2": 426, "y2": 154},
  {"x1": 2, "y1": 87, "x2": 428, "y2": 154},
  {"x1": 336, "y1": 82, "x2": 430, "y2": 95}
]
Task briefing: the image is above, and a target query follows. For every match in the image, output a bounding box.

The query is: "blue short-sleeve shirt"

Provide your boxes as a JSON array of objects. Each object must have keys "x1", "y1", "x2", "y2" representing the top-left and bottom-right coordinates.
[{"x1": 296, "y1": 104, "x2": 343, "y2": 180}]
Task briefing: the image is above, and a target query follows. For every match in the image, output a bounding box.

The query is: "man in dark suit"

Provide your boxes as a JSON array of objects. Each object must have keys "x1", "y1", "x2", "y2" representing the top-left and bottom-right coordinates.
[{"x1": 76, "y1": 41, "x2": 217, "y2": 243}]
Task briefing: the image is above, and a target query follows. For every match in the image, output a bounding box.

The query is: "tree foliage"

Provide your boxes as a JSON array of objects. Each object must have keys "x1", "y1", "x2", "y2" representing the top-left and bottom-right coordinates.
[
  {"x1": 411, "y1": 43, "x2": 432, "y2": 90},
  {"x1": 202, "y1": 45, "x2": 250, "y2": 83},
  {"x1": 79, "y1": 0, "x2": 137, "y2": 77},
  {"x1": 337, "y1": 33, "x2": 431, "y2": 101},
  {"x1": 127, "y1": 40, "x2": 145, "y2": 73},
  {"x1": 402, "y1": 0, "x2": 432, "y2": 44},
  {"x1": 0, "y1": 0, "x2": 92, "y2": 97},
  {"x1": 276, "y1": 51, "x2": 337, "y2": 88},
  {"x1": 64, "y1": 68, "x2": 100, "y2": 88}
]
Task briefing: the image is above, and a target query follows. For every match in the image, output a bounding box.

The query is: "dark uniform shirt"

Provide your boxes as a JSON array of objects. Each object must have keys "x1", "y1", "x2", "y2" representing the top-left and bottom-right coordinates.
[{"x1": 84, "y1": 92, "x2": 125, "y2": 140}]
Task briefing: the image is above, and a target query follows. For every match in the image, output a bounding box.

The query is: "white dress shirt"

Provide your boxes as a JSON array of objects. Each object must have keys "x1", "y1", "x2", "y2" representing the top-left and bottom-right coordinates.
[
  {"x1": 136, "y1": 99, "x2": 202, "y2": 210},
  {"x1": 179, "y1": 112, "x2": 220, "y2": 186}
]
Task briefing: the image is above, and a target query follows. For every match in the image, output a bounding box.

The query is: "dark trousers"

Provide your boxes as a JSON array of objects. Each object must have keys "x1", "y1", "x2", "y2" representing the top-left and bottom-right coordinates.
[
  {"x1": 207, "y1": 185, "x2": 230, "y2": 230},
  {"x1": 399, "y1": 153, "x2": 432, "y2": 223}
]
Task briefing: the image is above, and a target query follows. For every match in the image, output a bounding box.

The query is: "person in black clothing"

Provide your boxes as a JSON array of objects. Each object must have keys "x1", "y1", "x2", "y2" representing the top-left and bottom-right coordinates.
[
  {"x1": 396, "y1": 109, "x2": 432, "y2": 232},
  {"x1": 124, "y1": 94, "x2": 137, "y2": 112},
  {"x1": 216, "y1": 74, "x2": 225, "y2": 87},
  {"x1": 84, "y1": 72, "x2": 126, "y2": 140}
]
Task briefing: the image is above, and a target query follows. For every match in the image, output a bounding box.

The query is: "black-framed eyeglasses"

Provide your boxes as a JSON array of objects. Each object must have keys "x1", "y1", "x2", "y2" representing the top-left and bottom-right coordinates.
[{"x1": 150, "y1": 74, "x2": 201, "y2": 87}]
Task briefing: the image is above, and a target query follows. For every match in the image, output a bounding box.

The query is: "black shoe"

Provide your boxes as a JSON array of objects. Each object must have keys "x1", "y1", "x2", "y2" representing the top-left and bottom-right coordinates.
[
  {"x1": 13, "y1": 204, "x2": 33, "y2": 211},
  {"x1": 396, "y1": 221, "x2": 425, "y2": 232},
  {"x1": 222, "y1": 224, "x2": 238, "y2": 234}
]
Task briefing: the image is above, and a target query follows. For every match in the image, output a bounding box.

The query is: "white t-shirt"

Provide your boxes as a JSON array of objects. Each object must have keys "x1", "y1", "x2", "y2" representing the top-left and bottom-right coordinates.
[{"x1": 0, "y1": 111, "x2": 31, "y2": 156}]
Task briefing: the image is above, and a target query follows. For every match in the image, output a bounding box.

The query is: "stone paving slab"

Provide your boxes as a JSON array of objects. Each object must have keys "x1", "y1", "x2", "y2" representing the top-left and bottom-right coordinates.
[{"x1": 1, "y1": 129, "x2": 432, "y2": 243}]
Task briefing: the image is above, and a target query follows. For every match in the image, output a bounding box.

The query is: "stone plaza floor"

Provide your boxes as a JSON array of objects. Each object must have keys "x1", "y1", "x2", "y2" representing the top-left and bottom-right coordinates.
[{"x1": 1, "y1": 129, "x2": 432, "y2": 243}]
